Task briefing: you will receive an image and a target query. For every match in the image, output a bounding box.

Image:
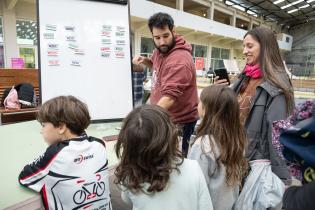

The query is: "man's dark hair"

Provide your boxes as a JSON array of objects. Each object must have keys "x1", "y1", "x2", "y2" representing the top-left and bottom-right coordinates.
[{"x1": 148, "y1": 12, "x2": 174, "y2": 32}]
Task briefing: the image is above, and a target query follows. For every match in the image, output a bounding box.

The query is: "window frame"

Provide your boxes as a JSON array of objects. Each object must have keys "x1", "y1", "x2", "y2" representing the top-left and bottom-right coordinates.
[{"x1": 0, "y1": 16, "x2": 5, "y2": 68}]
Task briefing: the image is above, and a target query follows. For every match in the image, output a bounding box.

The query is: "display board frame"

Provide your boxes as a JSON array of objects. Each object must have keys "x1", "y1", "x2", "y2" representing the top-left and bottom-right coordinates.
[{"x1": 37, "y1": 0, "x2": 134, "y2": 122}]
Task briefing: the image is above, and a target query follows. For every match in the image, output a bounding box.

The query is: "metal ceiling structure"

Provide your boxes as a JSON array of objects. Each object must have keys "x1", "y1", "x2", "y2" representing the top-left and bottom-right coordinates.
[{"x1": 224, "y1": 0, "x2": 315, "y2": 28}]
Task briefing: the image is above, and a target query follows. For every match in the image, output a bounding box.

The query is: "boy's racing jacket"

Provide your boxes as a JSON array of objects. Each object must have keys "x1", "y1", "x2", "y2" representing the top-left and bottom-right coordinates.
[{"x1": 19, "y1": 134, "x2": 111, "y2": 210}]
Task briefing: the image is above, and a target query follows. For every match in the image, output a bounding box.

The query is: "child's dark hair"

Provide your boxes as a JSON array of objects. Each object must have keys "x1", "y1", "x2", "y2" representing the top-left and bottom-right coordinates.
[
  {"x1": 197, "y1": 86, "x2": 247, "y2": 186},
  {"x1": 148, "y1": 12, "x2": 174, "y2": 32},
  {"x1": 37, "y1": 95, "x2": 90, "y2": 135},
  {"x1": 114, "y1": 105, "x2": 183, "y2": 193}
]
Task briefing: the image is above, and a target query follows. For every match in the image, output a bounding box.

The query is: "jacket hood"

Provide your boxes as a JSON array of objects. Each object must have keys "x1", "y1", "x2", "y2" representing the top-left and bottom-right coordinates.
[{"x1": 155, "y1": 35, "x2": 192, "y2": 56}]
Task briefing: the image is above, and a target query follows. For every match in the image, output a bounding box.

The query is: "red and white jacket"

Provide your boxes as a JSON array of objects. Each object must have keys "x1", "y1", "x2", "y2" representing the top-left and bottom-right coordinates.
[{"x1": 19, "y1": 134, "x2": 111, "y2": 210}]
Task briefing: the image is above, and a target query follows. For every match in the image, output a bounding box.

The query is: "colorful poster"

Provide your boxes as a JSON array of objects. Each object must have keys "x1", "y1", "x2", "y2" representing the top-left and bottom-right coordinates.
[
  {"x1": 11, "y1": 58, "x2": 24, "y2": 69},
  {"x1": 195, "y1": 57, "x2": 205, "y2": 70}
]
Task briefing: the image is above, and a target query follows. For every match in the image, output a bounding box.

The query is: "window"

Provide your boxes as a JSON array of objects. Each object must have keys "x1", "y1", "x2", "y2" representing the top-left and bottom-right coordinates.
[
  {"x1": 191, "y1": 44, "x2": 207, "y2": 70},
  {"x1": 19, "y1": 47, "x2": 36, "y2": 68},
  {"x1": 210, "y1": 47, "x2": 230, "y2": 70},
  {"x1": 140, "y1": 37, "x2": 154, "y2": 57},
  {"x1": 211, "y1": 47, "x2": 220, "y2": 59},
  {"x1": 0, "y1": 16, "x2": 4, "y2": 68},
  {"x1": 286, "y1": 36, "x2": 290, "y2": 43},
  {"x1": 221, "y1": 49, "x2": 230, "y2": 59},
  {"x1": 16, "y1": 20, "x2": 37, "y2": 45},
  {"x1": 17, "y1": 20, "x2": 37, "y2": 68},
  {"x1": 194, "y1": 45, "x2": 207, "y2": 57}
]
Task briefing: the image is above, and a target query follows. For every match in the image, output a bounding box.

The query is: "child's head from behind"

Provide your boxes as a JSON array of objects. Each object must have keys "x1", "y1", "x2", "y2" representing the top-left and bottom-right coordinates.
[
  {"x1": 198, "y1": 85, "x2": 247, "y2": 186},
  {"x1": 115, "y1": 105, "x2": 183, "y2": 193},
  {"x1": 198, "y1": 85, "x2": 240, "y2": 122},
  {"x1": 37, "y1": 95, "x2": 91, "y2": 145}
]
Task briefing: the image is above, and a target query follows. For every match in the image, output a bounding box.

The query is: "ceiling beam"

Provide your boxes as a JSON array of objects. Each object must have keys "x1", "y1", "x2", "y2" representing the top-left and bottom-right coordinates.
[
  {"x1": 198, "y1": 34, "x2": 213, "y2": 40},
  {"x1": 221, "y1": 39, "x2": 239, "y2": 45},
  {"x1": 191, "y1": 0, "x2": 211, "y2": 7},
  {"x1": 181, "y1": 30, "x2": 197, "y2": 37},
  {"x1": 133, "y1": 21, "x2": 147, "y2": 31},
  {"x1": 210, "y1": 37, "x2": 226, "y2": 44},
  {"x1": 5, "y1": 0, "x2": 18, "y2": 10}
]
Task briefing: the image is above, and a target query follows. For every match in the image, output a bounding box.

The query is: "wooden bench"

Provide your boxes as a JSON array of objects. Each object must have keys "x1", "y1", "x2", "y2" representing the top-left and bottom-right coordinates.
[{"x1": 0, "y1": 69, "x2": 39, "y2": 125}]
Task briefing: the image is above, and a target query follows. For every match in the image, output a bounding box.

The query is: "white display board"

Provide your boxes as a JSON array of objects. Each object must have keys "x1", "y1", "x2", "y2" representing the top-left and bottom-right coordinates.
[{"x1": 38, "y1": 0, "x2": 133, "y2": 121}]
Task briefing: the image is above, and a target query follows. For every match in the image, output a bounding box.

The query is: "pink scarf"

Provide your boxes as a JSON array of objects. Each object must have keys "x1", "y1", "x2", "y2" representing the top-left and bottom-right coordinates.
[{"x1": 244, "y1": 64, "x2": 262, "y2": 79}]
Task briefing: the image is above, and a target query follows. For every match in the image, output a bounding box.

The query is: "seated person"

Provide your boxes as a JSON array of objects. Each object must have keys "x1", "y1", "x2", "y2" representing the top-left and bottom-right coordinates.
[{"x1": 18, "y1": 96, "x2": 111, "y2": 210}]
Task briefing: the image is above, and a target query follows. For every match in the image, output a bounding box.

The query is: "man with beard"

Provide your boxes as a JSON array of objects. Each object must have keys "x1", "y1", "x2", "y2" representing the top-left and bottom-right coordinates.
[{"x1": 132, "y1": 12, "x2": 198, "y2": 157}]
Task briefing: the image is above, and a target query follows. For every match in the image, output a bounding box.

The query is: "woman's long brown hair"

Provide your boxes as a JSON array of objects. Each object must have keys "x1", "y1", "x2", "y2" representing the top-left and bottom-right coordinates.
[
  {"x1": 114, "y1": 105, "x2": 183, "y2": 194},
  {"x1": 245, "y1": 27, "x2": 294, "y2": 114},
  {"x1": 197, "y1": 86, "x2": 247, "y2": 186}
]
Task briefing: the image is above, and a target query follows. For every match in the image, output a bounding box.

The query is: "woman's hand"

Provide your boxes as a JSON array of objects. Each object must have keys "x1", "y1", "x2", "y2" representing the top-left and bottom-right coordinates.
[{"x1": 213, "y1": 76, "x2": 229, "y2": 86}]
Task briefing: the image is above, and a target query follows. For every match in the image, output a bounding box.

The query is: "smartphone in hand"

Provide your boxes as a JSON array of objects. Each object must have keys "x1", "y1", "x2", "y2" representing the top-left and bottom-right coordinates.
[{"x1": 214, "y1": 68, "x2": 230, "y2": 85}]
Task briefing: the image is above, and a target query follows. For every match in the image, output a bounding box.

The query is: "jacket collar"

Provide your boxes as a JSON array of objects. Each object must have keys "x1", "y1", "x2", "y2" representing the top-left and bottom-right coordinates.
[
  {"x1": 259, "y1": 81, "x2": 282, "y2": 97},
  {"x1": 235, "y1": 72, "x2": 285, "y2": 97}
]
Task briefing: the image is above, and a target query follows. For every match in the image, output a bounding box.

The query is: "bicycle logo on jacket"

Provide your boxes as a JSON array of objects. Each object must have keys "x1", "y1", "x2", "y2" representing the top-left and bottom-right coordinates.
[{"x1": 72, "y1": 173, "x2": 107, "y2": 206}]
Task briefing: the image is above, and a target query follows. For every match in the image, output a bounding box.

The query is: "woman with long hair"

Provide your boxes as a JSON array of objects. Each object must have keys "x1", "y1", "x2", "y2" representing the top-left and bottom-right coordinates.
[{"x1": 216, "y1": 27, "x2": 294, "y2": 181}]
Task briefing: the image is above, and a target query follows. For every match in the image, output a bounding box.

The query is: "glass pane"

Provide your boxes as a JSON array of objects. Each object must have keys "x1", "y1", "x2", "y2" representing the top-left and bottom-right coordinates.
[
  {"x1": 211, "y1": 59, "x2": 222, "y2": 70},
  {"x1": 19, "y1": 47, "x2": 35, "y2": 68},
  {"x1": 0, "y1": 45, "x2": 4, "y2": 68},
  {"x1": 210, "y1": 59, "x2": 214, "y2": 70},
  {"x1": 140, "y1": 53, "x2": 152, "y2": 58},
  {"x1": 16, "y1": 20, "x2": 37, "y2": 45},
  {"x1": 195, "y1": 45, "x2": 207, "y2": 57},
  {"x1": 191, "y1": 44, "x2": 195, "y2": 56},
  {"x1": 0, "y1": 16, "x2": 3, "y2": 42},
  {"x1": 140, "y1": 37, "x2": 155, "y2": 54},
  {"x1": 221, "y1": 49, "x2": 230, "y2": 59},
  {"x1": 0, "y1": 17, "x2": 4, "y2": 67},
  {"x1": 211, "y1": 47, "x2": 220, "y2": 58}
]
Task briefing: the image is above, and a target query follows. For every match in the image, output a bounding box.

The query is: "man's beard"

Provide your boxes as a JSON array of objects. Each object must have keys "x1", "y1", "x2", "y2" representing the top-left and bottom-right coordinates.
[{"x1": 155, "y1": 35, "x2": 176, "y2": 54}]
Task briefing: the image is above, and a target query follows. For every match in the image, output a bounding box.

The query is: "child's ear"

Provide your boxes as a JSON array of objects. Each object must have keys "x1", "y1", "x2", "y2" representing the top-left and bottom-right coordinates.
[{"x1": 58, "y1": 123, "x2": 67, "y2": 135}]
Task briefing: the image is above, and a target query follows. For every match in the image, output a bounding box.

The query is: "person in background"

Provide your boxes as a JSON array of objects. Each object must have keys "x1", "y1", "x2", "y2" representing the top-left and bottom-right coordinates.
[
  {"x1": 132, "y1": 12, "x2": 198, "y2": 157},
  {"x1": 215, "y1": 27, "x2": 294, "y2": 181},
  {"x1": 188, "y1": 85, "x2": 247, "y2": 210},
  {"x1": 114, "y1": 105, "x2": 213, "y2": 210},
  {"x1": 132, "y1": 63, "x2": 146, "y2": 107},
  {"x1": 19, "y1": 96, "x2": 111, "y2": 210}
]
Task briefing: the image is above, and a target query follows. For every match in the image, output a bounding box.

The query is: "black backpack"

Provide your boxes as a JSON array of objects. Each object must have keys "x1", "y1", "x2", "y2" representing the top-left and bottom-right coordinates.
[{"x1": 15, "y1": 83, "x2": 35, "y2": 107}]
